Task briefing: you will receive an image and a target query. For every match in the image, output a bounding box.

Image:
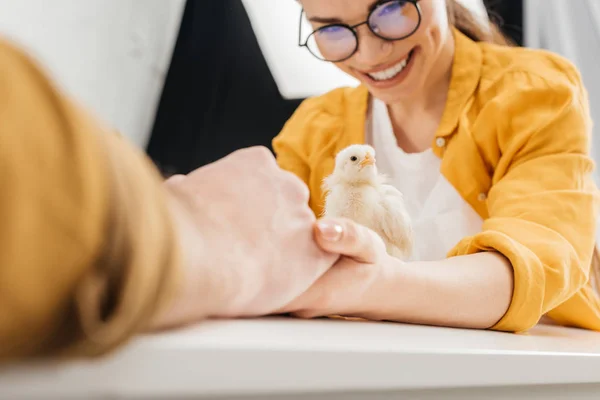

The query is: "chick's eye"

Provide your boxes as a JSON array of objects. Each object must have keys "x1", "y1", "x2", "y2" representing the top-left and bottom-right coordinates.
[{"x1": 350, "y1": 156, "x2": 358, "y2": 162}]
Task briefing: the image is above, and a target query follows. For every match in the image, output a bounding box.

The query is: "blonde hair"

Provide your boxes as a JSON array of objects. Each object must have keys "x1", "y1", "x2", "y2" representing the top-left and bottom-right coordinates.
[{"x1": 446, "y1": 0, "x2": 513, "y2": 46}]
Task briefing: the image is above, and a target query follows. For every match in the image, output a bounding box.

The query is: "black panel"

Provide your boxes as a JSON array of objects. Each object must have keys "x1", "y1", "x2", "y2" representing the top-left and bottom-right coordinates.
[
  {"x1": 484, "y1": 0, "x2": 523, "y2": 46},
  {"x1": 146, "y1": 0, "x2": 303, "y2": 175}
]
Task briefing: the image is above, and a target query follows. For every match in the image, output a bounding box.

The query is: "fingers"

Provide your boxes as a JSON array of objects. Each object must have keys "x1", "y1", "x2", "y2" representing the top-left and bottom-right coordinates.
[
  {"x1": 229, "y1": 146, "x2": 278, "y2": 168},
  {"x1": 233, "y1": 146, "x2": 311, "y2": 204},
  {"x1": 164, "y1": 174, "x2": 186, "y2": 186},
  {"x1": 314, "y1": 217, "x2": 384, "y2": 264},
  {"x1": 186, "y1": 146, "x2": 276, "y2": 179}
]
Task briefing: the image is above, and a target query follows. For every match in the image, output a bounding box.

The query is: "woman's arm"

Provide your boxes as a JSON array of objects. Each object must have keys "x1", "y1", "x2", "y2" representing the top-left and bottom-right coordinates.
[
  {"x1": 445, "y1": 75, "x2": 600, "y2": 333},
  {"x1": 280, "y1": 219, "x2": 514, "y2": 330},
  {"x1": 364, "y1": 252, "x2": 514, "y2": 329},
  {"x1": 282, "y1": 73, "x2": 600, "y2": 333}
]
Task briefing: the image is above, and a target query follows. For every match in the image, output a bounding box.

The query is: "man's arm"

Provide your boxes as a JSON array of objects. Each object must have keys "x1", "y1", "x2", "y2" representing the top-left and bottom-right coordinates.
[{"x1": 0, "y1": 38, "x2": 184, "y2": 361}]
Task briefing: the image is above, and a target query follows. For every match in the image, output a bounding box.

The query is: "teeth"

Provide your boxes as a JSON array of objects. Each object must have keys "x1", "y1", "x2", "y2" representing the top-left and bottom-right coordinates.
[{"x1": 368, "y1": 53, "x2": 411, "y2": 81}]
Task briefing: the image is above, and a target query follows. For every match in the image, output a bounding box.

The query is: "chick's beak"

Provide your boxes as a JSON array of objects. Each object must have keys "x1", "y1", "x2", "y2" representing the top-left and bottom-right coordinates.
[{"x1": 359, "y1": 153, "x2": 375, "y2": 168}]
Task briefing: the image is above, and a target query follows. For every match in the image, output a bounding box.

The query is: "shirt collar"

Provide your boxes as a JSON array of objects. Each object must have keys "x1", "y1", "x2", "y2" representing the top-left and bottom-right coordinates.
[{"x1": 436, "y1": 27, "x2": 483, "y2": 138}]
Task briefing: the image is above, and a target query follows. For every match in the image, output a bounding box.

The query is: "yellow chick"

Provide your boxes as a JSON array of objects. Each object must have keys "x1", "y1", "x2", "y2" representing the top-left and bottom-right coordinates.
[{"x1": 322, "y1": 144, "x2": 413, "y2": 260}]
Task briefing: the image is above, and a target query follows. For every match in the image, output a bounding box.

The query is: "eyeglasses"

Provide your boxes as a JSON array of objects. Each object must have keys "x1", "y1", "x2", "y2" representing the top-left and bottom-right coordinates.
[{"x1": 298, "y1": 0, "x2": 422, "y2": 63}]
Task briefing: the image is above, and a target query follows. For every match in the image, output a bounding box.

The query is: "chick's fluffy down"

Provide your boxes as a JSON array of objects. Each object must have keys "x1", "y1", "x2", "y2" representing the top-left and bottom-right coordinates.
[{"x1": 323, "y1": 144, "x2": 413, "y2": 260}]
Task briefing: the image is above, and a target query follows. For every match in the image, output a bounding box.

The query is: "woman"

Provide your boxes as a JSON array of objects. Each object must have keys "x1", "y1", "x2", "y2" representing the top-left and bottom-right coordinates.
[{"x1": 273, "y1": 0, "x2": 600, "y2": 333}]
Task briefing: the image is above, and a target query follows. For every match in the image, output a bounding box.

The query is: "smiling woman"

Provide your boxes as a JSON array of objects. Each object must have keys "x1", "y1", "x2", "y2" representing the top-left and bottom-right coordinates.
[{"x1": 273, "y1": 0, "x2": 600, "y2": 334}]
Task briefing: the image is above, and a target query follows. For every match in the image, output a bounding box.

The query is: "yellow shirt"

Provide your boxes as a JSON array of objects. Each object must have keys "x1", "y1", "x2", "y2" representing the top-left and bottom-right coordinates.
[
  {"x1": 0, "y1": 39, "x2": 181, "y2": 360},
  {"x1": 273, "y1": 28, "x2": 600, "y2": 333}
]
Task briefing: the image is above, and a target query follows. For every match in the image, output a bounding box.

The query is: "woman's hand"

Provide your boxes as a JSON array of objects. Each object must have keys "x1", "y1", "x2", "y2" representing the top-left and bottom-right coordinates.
[
  {"x1": 276, "y1": 217, "x2": 401, "y2": 320},
  {"x1": 277, "y1": 216, "x2": 514, "y2": 330}
]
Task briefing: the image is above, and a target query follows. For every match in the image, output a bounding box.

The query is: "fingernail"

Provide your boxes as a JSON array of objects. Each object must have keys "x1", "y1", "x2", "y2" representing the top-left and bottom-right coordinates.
[{"x1": 317, "y1": 221, "x2": 343, "y2": 242}]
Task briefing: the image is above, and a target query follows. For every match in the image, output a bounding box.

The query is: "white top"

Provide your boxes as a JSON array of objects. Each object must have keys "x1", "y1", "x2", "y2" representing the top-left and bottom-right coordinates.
[
  {"x1": 366, "y1": 97, "x2": 484, "y2": 261},
  {"x1": 2, "y1": 317, "x2": 600, "y2": 399}
]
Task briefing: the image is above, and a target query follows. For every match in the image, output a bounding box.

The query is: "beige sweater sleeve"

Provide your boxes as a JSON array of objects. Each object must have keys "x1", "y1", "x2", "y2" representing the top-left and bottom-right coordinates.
[{"x1": 0, "y1": 39, "x2": 182, "y2": 361}]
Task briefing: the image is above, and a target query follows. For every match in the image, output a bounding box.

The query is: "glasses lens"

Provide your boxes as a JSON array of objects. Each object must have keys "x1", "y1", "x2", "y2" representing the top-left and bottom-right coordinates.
[
  {"x1": 306, "y1": 25, "x2": 356, "y2": 62},
  {"x1": 369, "y1": 1, "x2": 420, "y2": 39}
]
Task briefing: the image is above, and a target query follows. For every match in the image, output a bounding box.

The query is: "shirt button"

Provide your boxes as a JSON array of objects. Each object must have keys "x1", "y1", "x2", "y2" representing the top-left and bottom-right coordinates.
[
  {"x1": 435, "y1": 137, "x2": 446, "y2": 148},
  {"x1": 477, "y1": 193, "x2": 487, "y2": 201}
]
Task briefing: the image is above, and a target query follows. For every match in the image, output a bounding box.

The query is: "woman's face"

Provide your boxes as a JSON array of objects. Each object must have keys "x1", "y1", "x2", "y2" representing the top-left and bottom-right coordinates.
[{"x1": 299, "y1": 0, "x2": 453, "y2": 105}]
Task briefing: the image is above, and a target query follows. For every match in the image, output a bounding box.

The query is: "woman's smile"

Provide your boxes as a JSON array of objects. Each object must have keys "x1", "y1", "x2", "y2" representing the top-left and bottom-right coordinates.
[{"x1": 353, "y1": 47, "x2": 419, "y2": 90}]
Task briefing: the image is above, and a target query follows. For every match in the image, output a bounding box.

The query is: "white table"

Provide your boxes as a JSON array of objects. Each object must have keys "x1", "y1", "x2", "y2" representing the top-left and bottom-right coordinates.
[{"x1": 2, "y1": 316, "x2": 600, "y2": 399}]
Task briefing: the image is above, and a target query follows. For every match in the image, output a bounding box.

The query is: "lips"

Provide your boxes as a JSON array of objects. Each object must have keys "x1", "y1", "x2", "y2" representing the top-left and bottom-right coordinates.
[
  {"x1": 363, "y1": 50, "x2": 415, "y2": 82},
  {"x1": 355, "y1": 46, "x2": 419, "y2": 90}
]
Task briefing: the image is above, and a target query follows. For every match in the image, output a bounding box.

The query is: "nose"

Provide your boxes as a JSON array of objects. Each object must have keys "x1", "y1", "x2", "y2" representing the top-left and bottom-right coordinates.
[{"x1": 353, "y1": 25, "x2": 393, "y2": 66}]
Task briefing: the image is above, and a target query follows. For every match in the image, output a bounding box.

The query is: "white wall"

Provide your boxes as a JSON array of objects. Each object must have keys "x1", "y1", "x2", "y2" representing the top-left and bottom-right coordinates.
[{"x1": 0, "y1": 0, "x2": 185, "y2": 148}]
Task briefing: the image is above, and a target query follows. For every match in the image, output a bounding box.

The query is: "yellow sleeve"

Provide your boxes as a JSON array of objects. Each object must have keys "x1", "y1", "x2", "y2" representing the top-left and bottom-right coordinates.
[
  {"x1": 0, "y1": 39, "x2": 182, "y2": 361},
  {"x1": 449, "y1": 74, "x2": 600, "y2": 333},
  {"x1": 273, "y1": 90, "x2": 353, "y2": 216},
  {"x1": 272, "y1": 101, "x2": 313, "y2": 185}
]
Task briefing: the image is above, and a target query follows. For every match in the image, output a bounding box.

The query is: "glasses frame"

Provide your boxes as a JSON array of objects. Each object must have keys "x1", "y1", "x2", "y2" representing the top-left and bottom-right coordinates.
[{"x1": 298, "y1": 0, "x2": 422, "y2": 63}]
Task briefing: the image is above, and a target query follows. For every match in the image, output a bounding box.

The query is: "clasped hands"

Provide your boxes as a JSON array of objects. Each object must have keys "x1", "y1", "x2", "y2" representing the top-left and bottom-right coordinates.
[{"x1": 154, "y1": 146, "x2": 402, "y2": 329}]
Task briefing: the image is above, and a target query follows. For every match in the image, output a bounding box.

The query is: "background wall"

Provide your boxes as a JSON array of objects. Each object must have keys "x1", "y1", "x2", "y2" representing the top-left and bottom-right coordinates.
[
  {"x1": 0, "y1": 0, "x2": 491, "y2": 151},
  {"x1": 2, "y1": 0, "x2": 594, "y2": 177},
  {"x1": 0, "y1": 0, "x2": 185, "y2": 148}
]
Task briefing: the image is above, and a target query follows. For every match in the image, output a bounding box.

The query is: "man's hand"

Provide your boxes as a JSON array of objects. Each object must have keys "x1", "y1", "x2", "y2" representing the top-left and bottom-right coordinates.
[{"x1": 153, "y1": 146, "x2": 339, "y2": 327}]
